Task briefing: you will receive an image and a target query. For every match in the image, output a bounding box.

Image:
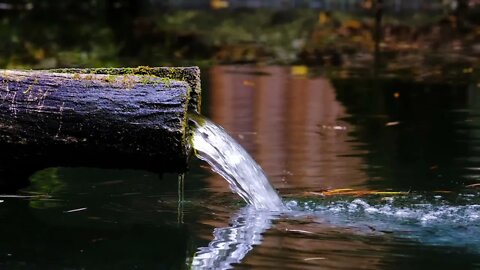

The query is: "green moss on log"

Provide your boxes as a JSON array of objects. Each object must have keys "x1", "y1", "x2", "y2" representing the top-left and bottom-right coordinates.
[{"x1": 51, "y1": 66, "x2": 201, "y2": 112}]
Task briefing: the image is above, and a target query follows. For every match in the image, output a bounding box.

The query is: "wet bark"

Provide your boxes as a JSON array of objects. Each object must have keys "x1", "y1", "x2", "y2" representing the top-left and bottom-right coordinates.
[{"x1": 0, "y1": 67, "x2": 200, "y2": 178}]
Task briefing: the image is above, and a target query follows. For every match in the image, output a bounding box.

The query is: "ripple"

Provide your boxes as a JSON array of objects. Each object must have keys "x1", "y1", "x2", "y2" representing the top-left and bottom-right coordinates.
[{"x1": 284, "y1": 192, "x2": 480, "y2": 251}]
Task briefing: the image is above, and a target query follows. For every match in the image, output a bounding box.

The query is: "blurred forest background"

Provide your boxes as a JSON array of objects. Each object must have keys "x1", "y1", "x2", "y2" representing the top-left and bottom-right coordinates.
[{"x1": 0, "y1": 0, "x2": 479, "y2": 81}]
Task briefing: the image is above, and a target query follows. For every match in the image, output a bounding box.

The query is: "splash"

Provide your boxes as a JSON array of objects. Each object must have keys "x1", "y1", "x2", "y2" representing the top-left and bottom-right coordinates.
[
  {"x1": 189, "y1": 114, "x2": 285, "y2": 211},
  {"x1": 286, "y1": 192, "x2": 480, "y2": 250}
]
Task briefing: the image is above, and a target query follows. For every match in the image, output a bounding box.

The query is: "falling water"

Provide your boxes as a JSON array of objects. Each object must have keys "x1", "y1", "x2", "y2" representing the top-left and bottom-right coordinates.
[{"x1": 189, "y1": 113, "x2": 285, "y2": 211}]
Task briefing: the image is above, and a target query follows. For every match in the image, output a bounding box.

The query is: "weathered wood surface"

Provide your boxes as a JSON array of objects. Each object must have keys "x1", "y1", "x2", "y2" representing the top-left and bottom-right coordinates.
[
  {"x1": 0, "y1": 67, "x2": 201, "y2": 175},
  {"x1": 52, "y1": 66, "x2": 201, "y2": 112}
]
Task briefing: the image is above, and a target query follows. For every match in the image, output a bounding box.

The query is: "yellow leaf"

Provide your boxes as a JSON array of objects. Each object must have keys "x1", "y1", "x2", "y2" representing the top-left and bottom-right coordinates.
[{"x1": 291, "y1": 65, "x2": 308, "y2": 76}]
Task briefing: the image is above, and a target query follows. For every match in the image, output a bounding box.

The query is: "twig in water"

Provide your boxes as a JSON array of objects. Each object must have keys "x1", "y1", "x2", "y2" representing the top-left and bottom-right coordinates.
[{"x1": 64, "y1": 207, "x2": 87, "y2": 213}]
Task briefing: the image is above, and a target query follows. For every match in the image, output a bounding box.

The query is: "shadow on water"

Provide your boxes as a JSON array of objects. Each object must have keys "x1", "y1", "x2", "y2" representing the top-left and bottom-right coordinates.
[
  {"x1": 0, "y1": 167, "x2": 191, "y2": 269},
  {"x1": 0, "y1": 200, "x2": 189, "y2": 269}
]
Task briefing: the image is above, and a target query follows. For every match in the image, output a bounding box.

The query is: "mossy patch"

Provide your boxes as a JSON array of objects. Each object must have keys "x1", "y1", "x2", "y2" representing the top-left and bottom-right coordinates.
[
  {"x1": 104, "y1": 74, "x2": 117, "y2": 83},
  {"x1": 50, "y1": 65, "x2": 201, "y2": 111},
  {"x1": 159, "y1": 77, "x2": 173, "y2": 87}
]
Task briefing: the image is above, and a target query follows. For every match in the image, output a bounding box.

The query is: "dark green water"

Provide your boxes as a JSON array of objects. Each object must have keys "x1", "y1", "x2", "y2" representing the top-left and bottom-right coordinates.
[{"x1": 1, "y1": 66, "x2": 480, "y2": 269}]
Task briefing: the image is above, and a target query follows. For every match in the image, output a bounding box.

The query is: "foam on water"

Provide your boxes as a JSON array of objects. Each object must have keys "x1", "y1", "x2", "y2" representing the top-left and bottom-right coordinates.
[
  {"x1": 189, "y1": 114, "x2": 285, "y2": 211},
  {"x1": 286, "y1": 192, "x2": 480, "y2": 250}
]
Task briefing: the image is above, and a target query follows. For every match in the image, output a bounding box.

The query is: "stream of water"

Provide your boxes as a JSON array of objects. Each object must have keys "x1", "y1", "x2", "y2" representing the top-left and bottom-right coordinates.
[{"x1": 189, "y1": 113, "x2": 285, "y2": 211}]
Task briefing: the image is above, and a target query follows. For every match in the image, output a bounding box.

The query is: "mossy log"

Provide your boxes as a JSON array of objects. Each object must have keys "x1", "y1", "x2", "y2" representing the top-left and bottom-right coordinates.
[{"x1": 0, "y1": 67, "x2": 201, "y2": 179}]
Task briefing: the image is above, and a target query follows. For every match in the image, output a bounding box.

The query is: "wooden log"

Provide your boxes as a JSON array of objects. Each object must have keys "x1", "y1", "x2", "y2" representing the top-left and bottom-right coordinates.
[
  {"x1": 51, "y1": 66, "x2": 202, "y2": 112},
  {"x1": 0, "y1": 67, "x2": 201, "y2": 176}
]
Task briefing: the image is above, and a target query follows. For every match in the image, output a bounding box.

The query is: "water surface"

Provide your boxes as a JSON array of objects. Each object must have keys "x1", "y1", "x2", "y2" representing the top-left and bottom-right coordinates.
[{"x1": 1, "y1": 65, "x2": 480, "y2": 269}]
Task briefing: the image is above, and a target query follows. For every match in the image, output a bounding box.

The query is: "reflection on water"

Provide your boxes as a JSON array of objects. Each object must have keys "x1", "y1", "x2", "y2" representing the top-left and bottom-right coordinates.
[
  {"x1": 191, "y1": 206, "x2": 277, "y2": 269},
  {"x1": 208, "y1": 66, "x2": 368, "y2": 192},
  {"x1": 333, "y1": 78, "x2": 480, "y2": 190},
  {"x1": 207, "y1": 65, "x2": 480, "y2": 192}
]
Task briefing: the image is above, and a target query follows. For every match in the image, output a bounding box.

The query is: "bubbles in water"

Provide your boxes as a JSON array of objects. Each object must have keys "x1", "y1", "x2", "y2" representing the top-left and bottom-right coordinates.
[{"x1": 285, "y1": 192, "x2": 480, "y2": 251}]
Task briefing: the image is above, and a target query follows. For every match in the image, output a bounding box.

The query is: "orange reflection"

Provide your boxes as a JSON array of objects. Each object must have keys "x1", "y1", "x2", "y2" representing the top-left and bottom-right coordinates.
[{"x1": 208, "y1": 65, "x2": 368, "y2": 192}]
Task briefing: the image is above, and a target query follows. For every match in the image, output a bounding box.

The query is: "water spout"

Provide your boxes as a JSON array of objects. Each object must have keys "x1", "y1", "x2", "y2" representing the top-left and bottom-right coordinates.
[{"x1": 189, "y1": 113, "x2": 285, "y2": 211}]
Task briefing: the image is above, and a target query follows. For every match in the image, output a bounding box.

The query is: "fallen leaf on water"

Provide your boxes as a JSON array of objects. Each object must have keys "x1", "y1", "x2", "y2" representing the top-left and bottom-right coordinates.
[
  {"x1": 323, "y1": 188, "x2": 354, "y2": 193},
  {"x1": 303, "y1": 191, "x2": 325, "y2": 196},
  {"x1": 385, "y1": 121, "x2": 400, "y2": 126},
  {"x1": 368, "y1": 191, "x2": 409, "y2": 195},
  {"x1": 316, "y1": 189, "x2": 408, "y2": 196},
  {"x1": 304, "y1": 257, "x2": 326, "y2": 261},
  {"x1": 286, "y1": 229, "x2": 316, "y2": 235}
]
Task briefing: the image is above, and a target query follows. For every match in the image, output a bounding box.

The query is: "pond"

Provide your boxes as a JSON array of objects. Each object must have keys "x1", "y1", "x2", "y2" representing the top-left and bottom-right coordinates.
[{"x1": 1, "y1": 65, "x2": 480, "y2": 269}]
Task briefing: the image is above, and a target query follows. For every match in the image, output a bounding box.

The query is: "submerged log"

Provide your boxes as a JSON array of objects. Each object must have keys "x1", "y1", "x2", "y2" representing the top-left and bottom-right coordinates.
[{"x1": 0, "y1": 67, "x2": 201, "y2": 177}]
